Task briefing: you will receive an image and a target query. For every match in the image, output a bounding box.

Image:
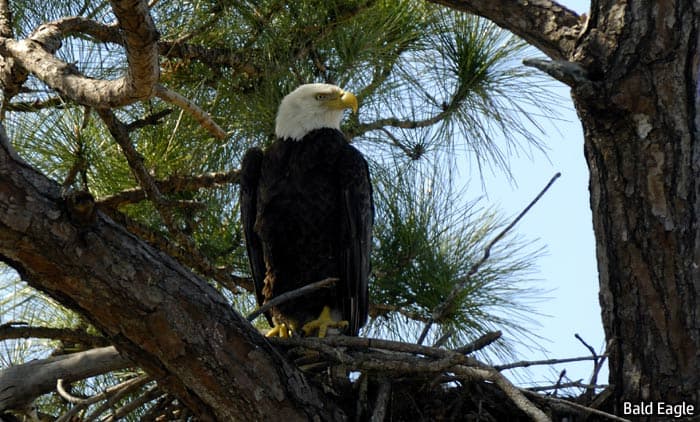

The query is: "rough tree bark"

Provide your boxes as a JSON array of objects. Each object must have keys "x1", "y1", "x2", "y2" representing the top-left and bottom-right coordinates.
[
  {"x1": 0, "y1": 130, "x2": 342, "y2": 421},
  {"x1": 430, "y1": 0, "x2": 700, "y2": 413}
]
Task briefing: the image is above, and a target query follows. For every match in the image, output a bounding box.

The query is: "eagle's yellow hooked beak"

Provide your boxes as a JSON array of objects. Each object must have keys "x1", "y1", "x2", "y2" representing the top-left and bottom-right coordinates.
[{"x1": 330, "y1": 90, "x2": 358, "y2": 114}]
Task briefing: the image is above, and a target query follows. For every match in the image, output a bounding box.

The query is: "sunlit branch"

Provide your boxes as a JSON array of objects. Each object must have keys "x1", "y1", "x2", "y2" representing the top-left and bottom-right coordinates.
[
  {"x1": 154, "y1": 84, "x2": 227, "y2": 140},
  {"x1": 0, "y1": 0, "x2": 159, "y2": 108}
]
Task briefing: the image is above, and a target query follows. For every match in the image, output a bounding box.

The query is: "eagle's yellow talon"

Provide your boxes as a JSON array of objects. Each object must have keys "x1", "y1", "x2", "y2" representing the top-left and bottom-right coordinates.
[
  {"x1": 302, "y1": 306, "x2": 348, "y2": 338},
  {"x1": 266, "y1": 322, "x2": 295, "y2": 338}
]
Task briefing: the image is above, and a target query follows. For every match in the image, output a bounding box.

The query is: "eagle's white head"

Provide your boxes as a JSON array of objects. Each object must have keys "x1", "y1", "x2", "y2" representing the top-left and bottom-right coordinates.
[{"x1": 275, "y1": 83, "x2": 359, "y2": 141}]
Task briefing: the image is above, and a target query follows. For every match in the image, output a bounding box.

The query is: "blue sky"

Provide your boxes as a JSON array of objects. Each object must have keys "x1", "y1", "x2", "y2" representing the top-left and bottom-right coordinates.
[{"x1": 469, "y1": 0, "x2": 605, "y2": 389}]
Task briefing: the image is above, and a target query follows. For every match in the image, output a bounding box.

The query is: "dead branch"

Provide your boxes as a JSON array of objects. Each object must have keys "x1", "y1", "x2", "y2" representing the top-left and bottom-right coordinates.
[
  {"x1": 55, "y1": 374, "x2": 151, "y2": 422},
  {"x1": 247, "y1": 277, "x2": 338, "y2": 322},
  {"x1": 528, "y1": 380, "x2": 607, "y2": 393},
  {"x1": 0, "y1": 347, "x2": 130, "y2": 412},
  {"x1": 56, "y1": 378, "x2": 88, "y2": 404},
  {"x1": 455, "y1": 330, "x2": 502, "y2": 354},
  {"x1": 417, "y1": 172, "x2": 562, "y2": 344},
  {"x1": 84, "y1": 375, "x2": 155, "y2": 422},
  {"x1": 100, "y1": 384, "x2": 162, "y2": 422},
  {"x1": 574, "y1": 333, "x2": 606, "y2": 401},
  {"x1": 495, "y1": 354, "x2": 603, "y2": 371}
]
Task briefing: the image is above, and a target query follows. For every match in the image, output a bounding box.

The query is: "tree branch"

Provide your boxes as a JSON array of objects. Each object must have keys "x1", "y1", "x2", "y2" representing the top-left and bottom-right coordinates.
[
  {"x1": 0, "y1": 0, "x2": 159, "y2": 108},
  {"x1": 424, "y1": 0, "x2": 585, "y2": 60},
  {"x1": 0, "y1": 323, "x2": 110, "y2": 348},
  {"x1": 247, "y1": 277, "x2": 338, "y2": 322},
  {"x1": 154, "y1": 84, "x2": 227, "y2": 140},
  {"x1": 0, "y1": 347, "x2": 130, "y2": 412},
  {"x1": 495, "y1": 354, "x2": 604, "y2": 371},
  {"x1": 97, "y1": 170, "x2": 240, "y2": 209},
  {"x1": 55, "y1": 374, "x2": 152, "y2": 422}
]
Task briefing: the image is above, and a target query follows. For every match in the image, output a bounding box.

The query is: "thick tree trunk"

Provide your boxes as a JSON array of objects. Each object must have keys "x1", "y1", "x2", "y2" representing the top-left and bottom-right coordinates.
[{"x1": 571, "y1": 0, "x2": 700, "y2": 411}]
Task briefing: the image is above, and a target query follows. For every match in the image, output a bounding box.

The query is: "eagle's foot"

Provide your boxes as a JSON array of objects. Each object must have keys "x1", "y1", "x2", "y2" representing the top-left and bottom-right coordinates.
[
  {"x1": 302, "y1": 306, "x2": 348, "y2": 338},
  {"x1": 266, "y1": 322, "x2": 295, "y2": 338}
]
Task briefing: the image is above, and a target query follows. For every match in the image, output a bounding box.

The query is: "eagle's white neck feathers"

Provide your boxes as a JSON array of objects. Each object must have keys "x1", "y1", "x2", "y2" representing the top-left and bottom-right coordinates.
[{"x1": 275, "y1": 83, "x2": 357, "y2": 141}]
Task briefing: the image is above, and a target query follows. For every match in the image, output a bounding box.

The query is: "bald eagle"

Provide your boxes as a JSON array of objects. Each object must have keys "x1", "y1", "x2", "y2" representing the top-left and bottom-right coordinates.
[{"x1": 240, "y1": 83, "x2": 373, "y2": 338}]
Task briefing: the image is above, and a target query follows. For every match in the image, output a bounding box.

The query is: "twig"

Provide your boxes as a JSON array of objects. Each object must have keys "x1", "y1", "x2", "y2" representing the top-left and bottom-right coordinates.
[
  {"x1": 574, "y1": 333, "x2": 597, "y2": 358},
  {"x1": 495, "y1": 354, "x2": 603, "y2": 371},
  {"x1": 368, "y1": 303, "x2": 430, "y2": 323},
  {"x1": 552, "y1": 369, "x2": 566, "y2": 396},
  {"x1": 528, "y1": 380, "x2": 607, "y2": 393},
  {"x1": 575, "y1": 333, "x2": 606, "y2": 400},
  {"x1": 454, "y1": 330, "x2": 502, "y2": 355},
  {"x1": 97, "y1": 384, "x2": 161, "y2": 422},
  {"x1": 61, "y1": 106, "x2": 91, "y2": 192},
  {"x1": 97, "y1": 109, "x2": 166, "y2": 205},
  {"x1": 126, "y1": 108, "x2": 173, "y2": 132},
  {"x1": 154, "y1": 84, "x2": 227, "y2": 140},
  {"x1": 56, "y1": 378, "x2": 89, "y2": 404},
  {"x1": 417, "y1": 172, "x2": 562, "y2": 344},
  {"x1": 84, "y1": 375, "x2": 153, "y2": 421},
  {"x1": 55, "y1": 374, "x2": 150, "y2": 422},
  {"x1": 246, "y1": 278, "x2": 338, "y2": 321},
  {"x1": 432, "y1": 329, "x2": 453, "y2": 348}
]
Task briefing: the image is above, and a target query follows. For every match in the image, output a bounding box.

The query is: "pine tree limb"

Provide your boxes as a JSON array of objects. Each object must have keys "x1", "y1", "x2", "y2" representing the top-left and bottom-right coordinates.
[
  {"x1": 98, "y1": 170, "x2": 240, "y2": 209},
  {"x1": 154, "y1": 84, "x2": 227, "y2": 140}
]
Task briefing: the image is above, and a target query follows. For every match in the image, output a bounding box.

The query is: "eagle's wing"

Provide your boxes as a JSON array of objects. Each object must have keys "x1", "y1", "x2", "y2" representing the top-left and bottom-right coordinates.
[
  {"x1": 240, "y1": 147, "x2": 270, "y2": 323},
  {"x1": 338, "y1": 143, "x2": 374, "y2": 335}
]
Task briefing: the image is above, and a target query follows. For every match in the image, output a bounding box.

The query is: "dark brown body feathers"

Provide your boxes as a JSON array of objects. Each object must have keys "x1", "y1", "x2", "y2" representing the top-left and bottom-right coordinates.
[{"x1": 240, "y1": 128, "x2": 373, "y2": 335}]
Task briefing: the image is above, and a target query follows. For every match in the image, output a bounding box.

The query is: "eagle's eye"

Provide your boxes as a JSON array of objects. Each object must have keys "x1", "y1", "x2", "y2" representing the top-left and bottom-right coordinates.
[{"x1": 315, "y1": 93, "x2": 331, "y2": 101}]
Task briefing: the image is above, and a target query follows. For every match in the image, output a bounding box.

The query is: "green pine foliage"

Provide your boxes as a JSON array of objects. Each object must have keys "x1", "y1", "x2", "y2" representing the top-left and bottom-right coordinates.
[{"x1": 1, "y1": 0, "x2": 562, "y2": 416}]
